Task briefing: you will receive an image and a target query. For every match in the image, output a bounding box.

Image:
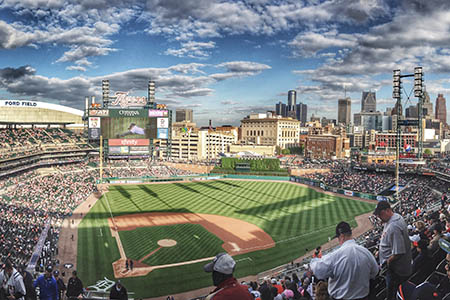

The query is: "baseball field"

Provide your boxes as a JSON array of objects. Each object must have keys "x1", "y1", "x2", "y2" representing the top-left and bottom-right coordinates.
[{"x1": 77, "y1": 180, "x2": 375, "y2": 298}]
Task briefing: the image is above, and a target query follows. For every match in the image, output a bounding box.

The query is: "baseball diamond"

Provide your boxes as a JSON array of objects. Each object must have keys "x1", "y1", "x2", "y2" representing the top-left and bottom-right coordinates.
[{"x1": 75, "y1": 179, "x2": 375, "y2": 298}]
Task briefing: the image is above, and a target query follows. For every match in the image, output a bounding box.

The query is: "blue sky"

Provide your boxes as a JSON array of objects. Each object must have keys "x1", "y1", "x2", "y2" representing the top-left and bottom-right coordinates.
[{"x1": 0, "y1": 0, "x2": 449, "y2": 126}]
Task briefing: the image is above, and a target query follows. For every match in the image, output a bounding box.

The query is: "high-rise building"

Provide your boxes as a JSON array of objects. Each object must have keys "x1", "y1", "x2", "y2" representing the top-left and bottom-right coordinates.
[
  {"x1": 287, "y1": 90, "x2": 297, "y2": 119},
  {"x1": 296, "y1": 103, "x2": 307, "y2": 124},
  {"x1": 275, "y1": 101, "x2": 287, "y2": 117},
  {"x1": 422, "y1": 91, "x2": 433, "y2": 117},
  {"x1": 288, "y1": 90, "x2": 297, "y2": 109},
  {"x1": 176, "y1": 109, "x2": 193, "y2": 122},
  {"x1": 338, "y1": 97, "x2": 351, "y2": 125},
  {"x1": 361, "y1": 92, "x2": 376, "y2": 112},
  {"x1": 436, "y1": 94, "x2": 447, "y2": 125},
  {"x1": 405, "y1": 105, "x2": 418, "y2": 118}
]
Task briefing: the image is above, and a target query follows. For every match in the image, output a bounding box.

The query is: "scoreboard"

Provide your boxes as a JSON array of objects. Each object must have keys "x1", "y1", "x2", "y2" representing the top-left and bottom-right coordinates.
[{"x1": 88, "y1": 108, "x2": 170, "y2": 157}]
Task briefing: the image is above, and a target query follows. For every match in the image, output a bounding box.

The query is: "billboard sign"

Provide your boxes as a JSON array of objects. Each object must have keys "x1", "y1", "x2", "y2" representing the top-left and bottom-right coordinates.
[
  {"x1": 149, "y1": 109, "x2": 168, "y2": 117},
  {"x1": 109, "y1": 146, "x2": 129, "y2": 154},
  {"x1": 157, "y1": 117, "x2": 169, "y2": 128},
  {"x1": 109, "y1": 109, "x2": 147, "y2": 118},
  {"x1": 157, "y1": 128, "x2": 169, "y2": 139},
  {"x1": 129, "y1": 146, "x2": 149, "y2": 154},
  {"x1": 89, "y1": 110, "x2": 109, "y2": 117},
  {"x1": 89, "y1": 117, "x2": 101, "y2": 129},
  {"x1": 110, "y1": 92, "x2": 146, "y2": 108},
  {"x1": 108, "y1": 139, "x2": 150, "y2": 146}
]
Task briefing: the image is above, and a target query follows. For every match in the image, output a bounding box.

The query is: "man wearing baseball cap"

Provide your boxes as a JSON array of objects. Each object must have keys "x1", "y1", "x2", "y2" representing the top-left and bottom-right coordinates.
[
  {"x1": 374, "y1": 201, "x2": 412, "y2": 300},
  {"x1": 203, "y1": 253, "x2": 253, "y2": 300},
  {"x1": 310, "y1": 221, "x2": 379, "y2": 300}
]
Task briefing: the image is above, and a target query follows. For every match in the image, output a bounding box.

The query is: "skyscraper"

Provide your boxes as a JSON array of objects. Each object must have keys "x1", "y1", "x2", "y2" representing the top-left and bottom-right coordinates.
[
  {"x1": 361, "y1": 92, "x2": 376, "y2": 112},
  {"x1": 176, "y1": 109, "x2": 193, "y2": 122},
  {"x1": 288, "y1": 90, "x2": 297, "y2": 109},
  {"x1": 338, "y1": 97, "x2": 351, "y2": 125},
  {"x1": 436, "y1": 94, "x2": 447, "y2": 125},
  {"x1": 287, "y1": 90, "x2": 297, "y2": 118},
  {"x1": 422, "y1": 91, "x2": 433, "y2": 117},
  {"x1": 275, "y1": 101, "x2": 287, "y2": 117},
  {"x1": 296, "y1": 103, "x2": 307, "y2": 124}
]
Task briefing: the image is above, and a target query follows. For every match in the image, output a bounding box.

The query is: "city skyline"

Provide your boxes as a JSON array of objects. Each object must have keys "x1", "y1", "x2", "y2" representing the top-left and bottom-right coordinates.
[{"x1": 0, "y1": 0, "x2": 449, "y2": 126}]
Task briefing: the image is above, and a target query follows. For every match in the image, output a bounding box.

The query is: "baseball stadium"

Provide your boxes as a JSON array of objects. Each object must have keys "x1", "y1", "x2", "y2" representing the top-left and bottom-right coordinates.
[{"x1": 0, "y1": 98, "x2": 449, "y2": 300}]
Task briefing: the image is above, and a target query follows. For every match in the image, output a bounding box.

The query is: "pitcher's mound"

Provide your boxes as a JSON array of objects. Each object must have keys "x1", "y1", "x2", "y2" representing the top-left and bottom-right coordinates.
[{"x1": 158, "y1": 239, "x2": 177, "y2": 247}]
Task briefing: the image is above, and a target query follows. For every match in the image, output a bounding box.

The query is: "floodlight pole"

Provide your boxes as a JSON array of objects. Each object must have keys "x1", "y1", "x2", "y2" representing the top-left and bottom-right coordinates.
[
  {"x1": 100, "y1": 135, "x2": 103, "y2": 183},
  {"x1": 392, "y1": 67, "x2": 424, "y2": 202}
]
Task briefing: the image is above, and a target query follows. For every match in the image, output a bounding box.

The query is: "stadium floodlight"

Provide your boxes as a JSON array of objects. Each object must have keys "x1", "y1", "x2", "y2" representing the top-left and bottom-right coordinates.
[
  {"x1": 414, "y1": 66, "x2": 423, "y2": 97},
  {"x1": 393, "y1": 69, "x2": 402, "y2": 99}
]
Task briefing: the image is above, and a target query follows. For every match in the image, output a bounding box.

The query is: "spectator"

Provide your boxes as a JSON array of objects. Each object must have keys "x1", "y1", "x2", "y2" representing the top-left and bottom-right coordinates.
[
  {"x1": 33, "y1": 266, "x2": 58, "y2": 300},
  {"x1": 203, "y1": 253, "x2": 253, "y2": 300},
  {"x1": 109, "y1": 281, "x2": 128, "y2": 300},
  {"x1": 258, "y1": 277, "x2": 274, "y2": 300},
  {"x1": 53, "y1": 271, "x2": 65, "y2": 300},
  {"x1": 18, "y1": 266, "x2": 36, "y2": 300},
  {"x1": 374, "y1": 201, "x2": 412, "y2": 300},
  {"x1": 66, "y1": 271, "x2": 83, "y2": 300},
  {"x1": 310, "y1": 221, "x2": 379, "y2": 300},
  {"x1": 0, "y1": 260, "x2": 26, "y2": 300}
]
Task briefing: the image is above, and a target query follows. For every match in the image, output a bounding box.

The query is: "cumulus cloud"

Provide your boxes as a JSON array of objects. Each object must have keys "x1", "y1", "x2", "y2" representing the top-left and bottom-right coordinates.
[
  {"x1": 164, "y1": 41, "x2": 216, "y2": 58},
  {"x1": 0, "y1": 60, "x2": 270, "y2": 108},
  {"x1": 66, "y1": 65, "x2": 87, "y2": 72}
]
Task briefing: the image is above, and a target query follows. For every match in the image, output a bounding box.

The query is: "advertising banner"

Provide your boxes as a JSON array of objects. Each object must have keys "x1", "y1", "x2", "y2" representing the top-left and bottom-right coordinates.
[
  {"x1": 157, "y1": 117, "x2": 169, "y2": 128},
  {"x1": 89, "y1": 117, "x2": 101, "y2": 128},
  {"x1": 88, "y1": 128, "x2": 101, "y2": 140},
  {"x1": 109, "y1": 109, "x2": 148, "y2": 118},
  {"x1": 157, "y1": 128, "x2": 169, "y2": 139},
  {"x1": 149, "y1": 109, "x2": 169, "y2": 117},
  {"x1": 108, "y1": 139, "x2": 150, "y2": 146},
  {"x1": 109, "y1": 146, "x2": 129, "y2": 154},
  {"x1": 344, "y1": 190, "x2": 354, "y2": 196},
  {"x1": 129, "y1": 146, "x2": 149, "y2": 154},
  {"x1": 89, "y1": 110, "x2": 109, "y2": 117}
]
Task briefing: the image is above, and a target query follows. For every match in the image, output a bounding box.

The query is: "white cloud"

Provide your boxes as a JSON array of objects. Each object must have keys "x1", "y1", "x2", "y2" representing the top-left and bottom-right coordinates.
[
  {"x1": 164, "y1": 41, "x2": 216, "y2": 58},
  {"x1": 66, "y1": 65, "x2": 87, "y2": 72}
]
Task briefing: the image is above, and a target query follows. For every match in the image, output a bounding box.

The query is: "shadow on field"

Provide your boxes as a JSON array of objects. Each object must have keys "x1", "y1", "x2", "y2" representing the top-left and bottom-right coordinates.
[
  {"x1": 173, "y1": 182, "x2": 200, "y2": 194},
  {"x1": 138, "y1": 185, "x2": 173, "y2": 209}
]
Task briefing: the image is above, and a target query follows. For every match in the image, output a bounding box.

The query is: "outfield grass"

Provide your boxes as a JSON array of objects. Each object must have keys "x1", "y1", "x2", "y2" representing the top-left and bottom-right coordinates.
[{"x1": 78, "y1": 180, "x2": 375, "y2": 298}]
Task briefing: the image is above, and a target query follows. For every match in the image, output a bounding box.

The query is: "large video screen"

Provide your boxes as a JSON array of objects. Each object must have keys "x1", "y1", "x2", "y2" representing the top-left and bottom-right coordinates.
[{"x1": 100, "y1": 117, "x2": 157, "y2": 139}]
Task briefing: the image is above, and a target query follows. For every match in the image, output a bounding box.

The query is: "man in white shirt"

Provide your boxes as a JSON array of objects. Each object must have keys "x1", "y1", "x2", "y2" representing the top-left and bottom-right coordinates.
[
  {"x1": 375, "y1": 201, "x2": 412, "y2": 300},
  {"x1": 0, "y1": 261, "x2": 26, "y2": 300},
  {"x1": 310, "y1": 221, "x2": 379, "y2": 300}
]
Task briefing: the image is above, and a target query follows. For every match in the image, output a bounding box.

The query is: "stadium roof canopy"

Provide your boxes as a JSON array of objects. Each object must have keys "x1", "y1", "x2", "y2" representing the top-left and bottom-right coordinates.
[{"x1": 0, "y1": 100, "x2": 83, "y2": 125}]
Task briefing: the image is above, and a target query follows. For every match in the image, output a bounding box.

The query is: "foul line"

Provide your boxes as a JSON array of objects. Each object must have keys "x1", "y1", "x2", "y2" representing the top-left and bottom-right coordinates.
[{"x1": 138, "y1": 246, "x2": 162, "y2": 263}]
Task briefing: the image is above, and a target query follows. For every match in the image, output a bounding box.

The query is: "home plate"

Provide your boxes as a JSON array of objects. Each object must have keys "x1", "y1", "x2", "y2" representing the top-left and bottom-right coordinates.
[
  {"x1": 229, "y1": 242, "x2": 241, "y2": 252},
  {"x1": 158, "y1": 239, "x2": 177, "y2": 247}
]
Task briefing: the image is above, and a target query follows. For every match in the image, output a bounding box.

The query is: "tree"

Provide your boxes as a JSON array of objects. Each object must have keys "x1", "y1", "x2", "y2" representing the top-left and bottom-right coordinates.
[
  {"x1": 281, "y1": 148, "x2": 291, "y2": 155},
  {"x1": 424, "y1": 149, "x2": 432, "y2": 155}
]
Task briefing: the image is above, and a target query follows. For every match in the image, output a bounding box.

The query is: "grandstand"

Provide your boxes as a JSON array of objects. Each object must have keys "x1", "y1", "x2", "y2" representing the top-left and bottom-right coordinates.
[{"x1": 0, "y1": 100, "x2": 449, "y2": 299}]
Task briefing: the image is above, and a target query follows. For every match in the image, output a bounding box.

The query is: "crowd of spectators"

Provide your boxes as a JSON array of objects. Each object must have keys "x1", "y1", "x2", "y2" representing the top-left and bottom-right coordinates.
[
  {"x1": 302, "y1": 164, "x2": 402, "y2": 194},
  {"x1": 0, "y1": 156, "x2": 198, "y2": 275},
  {"x1": 0, "y1": 128, "x2": 91, "y2": 160}
]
